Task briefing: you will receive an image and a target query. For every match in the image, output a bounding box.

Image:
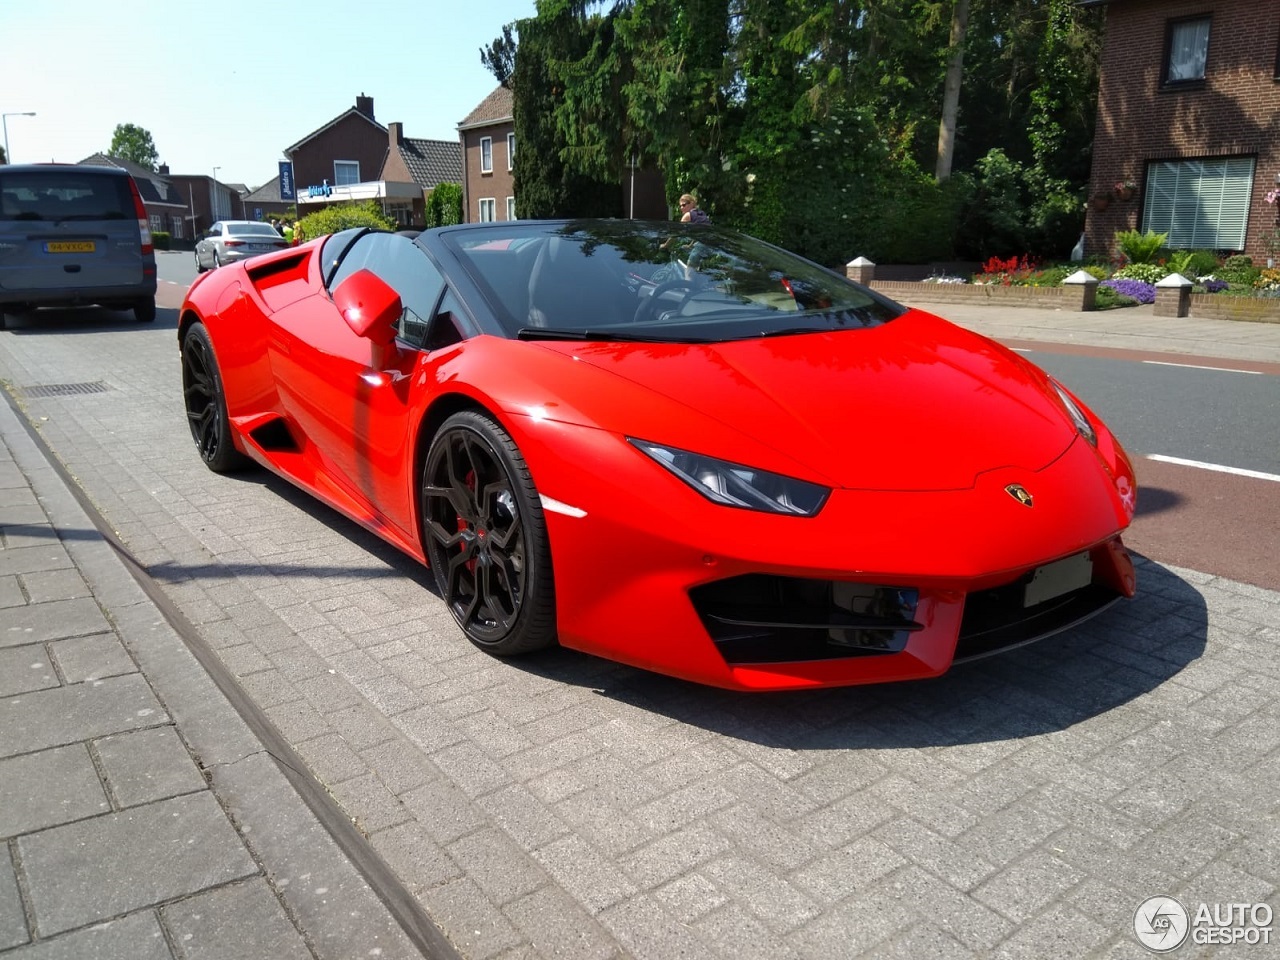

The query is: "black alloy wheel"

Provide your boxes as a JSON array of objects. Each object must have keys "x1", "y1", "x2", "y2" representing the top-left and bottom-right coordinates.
[
  {"x1": 422, "y1": 411, "x2": 556, "y2": 656},
  {"x1": 181, "y1": 322, "x2": 246, "y2": 473}
]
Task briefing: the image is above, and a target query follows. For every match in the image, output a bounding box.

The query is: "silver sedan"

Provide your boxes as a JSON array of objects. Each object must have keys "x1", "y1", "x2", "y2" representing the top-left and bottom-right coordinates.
[{"x1": 195, "y1": 220, "x2": 289, "y2": 272}]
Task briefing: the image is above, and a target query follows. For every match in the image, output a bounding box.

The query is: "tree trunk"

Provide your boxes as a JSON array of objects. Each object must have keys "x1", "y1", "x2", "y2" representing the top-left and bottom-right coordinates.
[{"x1": 935, "y1": 0, "x2": 971, "y2": 182}]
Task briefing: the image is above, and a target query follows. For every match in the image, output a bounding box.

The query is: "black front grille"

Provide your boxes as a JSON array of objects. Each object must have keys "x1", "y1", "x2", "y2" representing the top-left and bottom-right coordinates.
[
  {"x1": 690, "y1": 574, "x2": 921, "y2": 664},
  {"x1": 955, "y1": 578, "x2": 1121, "y2": 663}
]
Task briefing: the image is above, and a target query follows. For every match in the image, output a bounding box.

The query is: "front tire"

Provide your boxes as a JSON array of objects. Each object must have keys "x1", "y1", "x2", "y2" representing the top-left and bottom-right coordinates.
[
  {"x1": 422, "y1": 411, "x2": 556, "y2": 656},
  {"x1": 194, "y1": 249, "x2": 206, "y2": 274},
  {"x1": 181, "y1": 322, "x2": 246, "y2": 472}
]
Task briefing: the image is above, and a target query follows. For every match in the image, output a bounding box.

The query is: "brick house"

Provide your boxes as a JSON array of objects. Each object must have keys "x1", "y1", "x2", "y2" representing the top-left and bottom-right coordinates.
[
  {"x1": 77, "y1": 154, "x2": 201, "y2": 241},
  {"x1": 457, "y1": 84, "x2": 668, "y2": 222},
  {"x1": 459, "y1": 86, "x2": 516, "y2": 223},
  {"x1": 1083, "y1": 0, "x2": 1280, "y2": 263},
  {"x1": 285, "y1": 94, "x2": 461, "y2": 227},
  {"x1": 165, "y1": 170, "x2": 246, "y2": 241},
  {"x1": 378, "y1": 122, "x2": 463, "y2": 227}
]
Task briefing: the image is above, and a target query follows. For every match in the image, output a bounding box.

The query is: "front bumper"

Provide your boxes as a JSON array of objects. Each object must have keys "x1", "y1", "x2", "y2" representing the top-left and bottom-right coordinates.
[{"x1": 524, "y1": 418, "x2": 1137, "y2": 691}]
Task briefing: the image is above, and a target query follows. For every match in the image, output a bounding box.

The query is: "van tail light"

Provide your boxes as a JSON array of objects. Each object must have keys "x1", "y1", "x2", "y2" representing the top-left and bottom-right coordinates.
[{"x1": 127, "y1": 177, "x2": 153, "y2": 254}]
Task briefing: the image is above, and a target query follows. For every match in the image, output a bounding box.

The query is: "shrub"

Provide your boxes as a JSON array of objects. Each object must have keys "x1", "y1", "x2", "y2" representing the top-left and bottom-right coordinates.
[
  {"x1": 151, "y1": 231, "x2": 171, "y2": 251},
  {"x1": 1113, "y1": 262, "x2": 1167, "y2": 284},
  {"x1": 1114, "y1": 229, "x2": 1168, "y2": 264},
  {"x1": 298, "y1": 201, "x2": 397, "y2": 242},
  {"x1": 1101, "y1": 278, "x2": 1156, "y2": 304},
  {"x1": 426, "y1": 182, "x2": 463, "y2": 228},
  {"x1": 1219, "y1": 254, "x2": 1260, "y2": 285},
  {"x1": 1181, "y1": 249, "x2": 1221, "y2": 277},
  {"x1": 1094, "y1": 284, "x2": 1138, "y2": 310}
]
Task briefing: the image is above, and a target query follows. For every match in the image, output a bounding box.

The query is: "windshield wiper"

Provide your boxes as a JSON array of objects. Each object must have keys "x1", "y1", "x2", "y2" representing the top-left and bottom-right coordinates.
[
  {"x1": 757, "y1": 326, "x2": 831, "y2": 338},
  {"x1": 517, "y1": 326, "x2": 711, "y2": 343}
]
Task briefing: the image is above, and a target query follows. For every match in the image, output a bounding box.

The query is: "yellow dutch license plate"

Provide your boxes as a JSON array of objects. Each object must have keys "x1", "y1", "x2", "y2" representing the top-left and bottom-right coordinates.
[{"x1": 45, "y1": 241, "x2": 96, "y2": 254}]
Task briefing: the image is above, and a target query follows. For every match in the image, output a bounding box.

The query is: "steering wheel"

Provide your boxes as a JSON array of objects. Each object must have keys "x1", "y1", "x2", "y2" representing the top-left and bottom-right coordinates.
[{"x1": 634, "y1": 279, "x2": 697, "y2": 325}]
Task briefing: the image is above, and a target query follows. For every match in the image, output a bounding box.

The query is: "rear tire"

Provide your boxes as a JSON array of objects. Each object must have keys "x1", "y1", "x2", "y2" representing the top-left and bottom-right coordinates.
[
  {"x1": 134, "y1": 298, "x2": 156, "y2": 323},
  {"x1": 181, "y1": 322, "x2": 247, "y2": 472},
  {"x1": 422, "y1": 411, "x2": 556, "y2": 656}
]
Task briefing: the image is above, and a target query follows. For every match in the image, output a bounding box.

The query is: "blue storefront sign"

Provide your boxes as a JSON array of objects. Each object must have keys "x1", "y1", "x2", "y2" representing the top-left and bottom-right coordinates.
[{"x1": 279, "y1": 161, "x2": 296, "y2": 202}]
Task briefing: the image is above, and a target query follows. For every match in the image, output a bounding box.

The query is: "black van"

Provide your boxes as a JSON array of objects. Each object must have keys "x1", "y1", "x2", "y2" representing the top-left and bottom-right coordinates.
[{"x1": 0, "y1": 163, "x2": 157, "y2": 329}]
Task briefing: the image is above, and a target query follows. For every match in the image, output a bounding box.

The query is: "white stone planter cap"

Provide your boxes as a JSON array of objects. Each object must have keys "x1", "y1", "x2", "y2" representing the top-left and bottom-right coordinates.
[
  {"x1": 846, "y1": 256, "x2": 875, "y2": 267},
  {"x1": 1063, "y1": 269, "x2": 1099, "y2": 285},
  {"x1": 1156, "y1": 272, "x2": 1192, "y2": 288}
]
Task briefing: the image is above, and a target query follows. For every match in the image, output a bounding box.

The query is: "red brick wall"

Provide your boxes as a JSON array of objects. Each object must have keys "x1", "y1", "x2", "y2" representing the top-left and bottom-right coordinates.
[
  {"x1": 292, "y1": 115, "x2": 388, "y2": 195},
  {"x1": 462, "y1": 123, "x2": 515, "y2": 222},
  {"x1": 1087, "y1": 0, "x2": 1280, "y2": 262}
]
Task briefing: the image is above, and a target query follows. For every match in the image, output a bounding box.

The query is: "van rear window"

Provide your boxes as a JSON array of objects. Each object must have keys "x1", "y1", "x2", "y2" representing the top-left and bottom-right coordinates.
[{"x1": 0, "y1": 171, "x2": 131, "y2": 222}]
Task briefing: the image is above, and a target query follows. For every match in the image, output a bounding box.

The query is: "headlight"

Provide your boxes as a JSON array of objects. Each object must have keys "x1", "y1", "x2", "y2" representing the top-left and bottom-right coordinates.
[
  {"x1": 1051, "y1": 380, "x2": 1097, "y2": 446},
  {"x1": 629, "y1": 440, "x2": 829, "y2": 516}
]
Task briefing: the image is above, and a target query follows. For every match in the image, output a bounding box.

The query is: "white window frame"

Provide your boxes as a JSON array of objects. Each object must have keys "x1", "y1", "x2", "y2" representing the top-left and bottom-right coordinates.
[
  {"x1": 478, "y1": 197, "x2": 496, "y2": 222},
  {"x1": 507, "y1": 132, "x2": 516, "y2": 171},
  {"x1": 1142, "y1": 156, "x2": 1254, "y2": 250},
  {"x1": 506, "y1": 197, "x2": 516, "y2": 221},
  {"x1": 480, "y1": 137, "x2": 493, "y2": 174},
  {"x1": 149, "y1": 214, "x2": 162, "y2": 234},
  {"x1": 1165, "y1": 16, "x2": 1210, "y2": 84},
  {"x1": 334, "y1": 160, "x2": 360, "y2": 186}
]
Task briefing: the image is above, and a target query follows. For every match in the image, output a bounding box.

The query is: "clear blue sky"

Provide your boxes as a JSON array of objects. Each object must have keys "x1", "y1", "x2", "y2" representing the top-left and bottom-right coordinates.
[{"x1": 1, "y1": 0, "x2": 534, "y2": 188}]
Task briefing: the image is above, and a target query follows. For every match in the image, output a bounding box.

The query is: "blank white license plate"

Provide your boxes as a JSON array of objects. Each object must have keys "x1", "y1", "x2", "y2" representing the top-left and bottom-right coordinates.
[{"x1": 1024, "y1": 552, "x2": 1092, "y2": 607}]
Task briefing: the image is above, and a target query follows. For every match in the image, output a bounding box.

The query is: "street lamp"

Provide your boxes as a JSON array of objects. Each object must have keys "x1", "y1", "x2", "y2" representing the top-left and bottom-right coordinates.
[
  {"x1": 2, "y1": 111, "x2": 36, "y2": 165},
  {"x1": 212, "y1": 166, "x2": 221, "y2": 219}
]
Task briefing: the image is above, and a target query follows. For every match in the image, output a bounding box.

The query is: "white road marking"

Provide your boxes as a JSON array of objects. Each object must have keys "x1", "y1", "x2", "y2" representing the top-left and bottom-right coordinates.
[
  {"x1": 1142, "y1": 360, "x2": 1261, "y2": 375},
  {"x1": 1147, "y1": 455, "x2": 1280, "y2": 483}
]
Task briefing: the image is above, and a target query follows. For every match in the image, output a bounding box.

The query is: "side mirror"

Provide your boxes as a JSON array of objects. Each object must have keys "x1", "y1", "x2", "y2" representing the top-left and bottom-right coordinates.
[{"x1": 333, "y1": 269, "x2": 402, "y2": 345}]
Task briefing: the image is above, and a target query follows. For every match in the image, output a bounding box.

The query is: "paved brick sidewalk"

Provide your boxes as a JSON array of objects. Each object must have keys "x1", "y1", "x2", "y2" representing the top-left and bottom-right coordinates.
[
  {"x1": 1, "y1": 298, "x2": 1278, "y2": 959},
  {"x1": 0, "y1": 395, "x2": 422, "y2": 959}
]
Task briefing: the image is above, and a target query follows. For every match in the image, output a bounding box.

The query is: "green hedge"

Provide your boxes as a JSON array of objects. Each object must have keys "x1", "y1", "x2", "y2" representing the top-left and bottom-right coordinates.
[{"x1": 152, "y1": 231, "x2": 171, "y2": 251}]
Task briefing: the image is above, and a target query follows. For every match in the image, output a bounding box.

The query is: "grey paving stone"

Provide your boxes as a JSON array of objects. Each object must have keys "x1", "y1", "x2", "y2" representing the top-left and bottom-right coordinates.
[
  {"x1": 0, "y1": 522, "x2": 56, "y2": 550},
  {"x1": 1, "y1": 910, "x2": 170, "y2": 960},
  {"x1": 533, "y1": 835, "x2": 639, "y2": 915},
  {"x1": 17, "y1": 568, "x2": 91, "y2": 604},
  {"x1": 0, "y1": 744, "x2": 108, "y2": 838},
  {"x1": 0, "y1": 645, "x2": 58, "y2": 698},
  {"x1": 0, "y1": 573, "x2": 22, "y2": 608},
  {"x1": 94, "y1": 727, "x2": 207, "y2": 808},
  {"x1": 1, "y1": 597, "x2": 110, "y2": 648},
  {"x1": 207, "y1": 750, "x2": 421, "y2": 960},
  {"x1": 502, "y1": 885, "x2": 620, "y2": 960},
  {"x1": 328, "y1": 772, "x2": 412, "y2": 835},
  {"x1": 367, "y1": 821, "x2": 462, "y2": 894},
  {"x1": 159, "y1": 878, "x2": 311, "y2": 960},
  {"x1": 18, "y1": 792, "x2": 256, "y2": 936},
  {"x1": 47, "y1": 634, "x2": 136, "y2": 683},
  {"x1": 447, "y1": 827, "x2": 547, "y2": 906},
  {"x1": 418, "y1": 878, "x2": 524, "y2": 960},
  {"x1": 0, "y1": 673, "x2": 167, "y2": 759},
  {"x1": 0, "y1": 845, "x2": 27, "y2": 950}
]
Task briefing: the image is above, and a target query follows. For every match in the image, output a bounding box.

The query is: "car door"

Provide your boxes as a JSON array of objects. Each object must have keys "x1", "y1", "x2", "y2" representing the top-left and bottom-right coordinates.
[{"x1": 267, "y1": 232, "x2": 447, "y2": 542}]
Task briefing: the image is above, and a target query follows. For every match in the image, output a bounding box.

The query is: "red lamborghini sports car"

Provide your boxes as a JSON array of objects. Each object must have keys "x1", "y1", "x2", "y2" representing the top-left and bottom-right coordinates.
[{"x1": 178, "y1": 219, "x2": 1137, "y2": 691}]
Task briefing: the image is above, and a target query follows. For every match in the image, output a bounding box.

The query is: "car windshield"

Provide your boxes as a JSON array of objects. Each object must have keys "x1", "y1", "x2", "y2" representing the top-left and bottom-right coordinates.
[
  {"x1": 440, "y1": 220, "x2": 905, "y2": 343},
  {"x1": 228, "y1": 223, "x2": 281, "y2": 237}
]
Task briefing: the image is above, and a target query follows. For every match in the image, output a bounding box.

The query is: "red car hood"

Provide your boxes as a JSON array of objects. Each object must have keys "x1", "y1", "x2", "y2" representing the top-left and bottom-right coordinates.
[{"x1": 529, "y1": 310, "x2": 1079, "y2": 492}]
